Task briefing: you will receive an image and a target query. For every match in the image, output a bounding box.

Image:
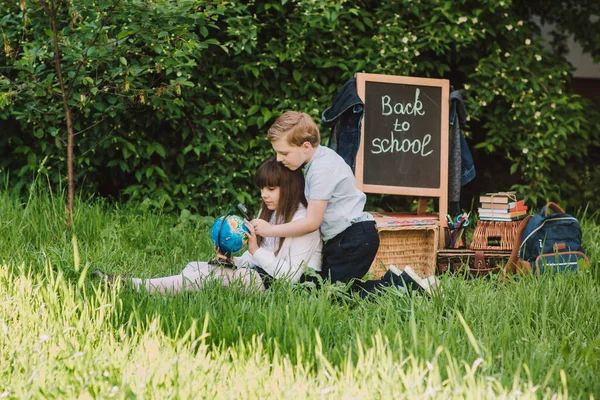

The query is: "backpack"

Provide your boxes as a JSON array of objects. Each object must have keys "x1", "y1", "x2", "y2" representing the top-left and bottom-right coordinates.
[{"x1": 506, "y1": 202, "x2": 589, "y2": 275}]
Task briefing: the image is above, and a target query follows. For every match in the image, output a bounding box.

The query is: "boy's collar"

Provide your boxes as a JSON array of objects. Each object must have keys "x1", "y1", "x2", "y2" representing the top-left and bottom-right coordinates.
[{"x1": 302, "y1": 145, "x2": 320, "y2": 173}]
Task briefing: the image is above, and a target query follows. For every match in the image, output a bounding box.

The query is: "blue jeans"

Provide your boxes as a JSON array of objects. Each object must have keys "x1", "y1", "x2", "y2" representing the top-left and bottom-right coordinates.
[{"x1": 322, "y1": 221, "x2": 380, "y2": 284}]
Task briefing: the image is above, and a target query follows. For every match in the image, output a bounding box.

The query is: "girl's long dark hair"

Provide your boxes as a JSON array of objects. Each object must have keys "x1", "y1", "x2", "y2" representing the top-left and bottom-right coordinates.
[{"x1": 254, "y1": 156, "x2": 307, "y2": 255}]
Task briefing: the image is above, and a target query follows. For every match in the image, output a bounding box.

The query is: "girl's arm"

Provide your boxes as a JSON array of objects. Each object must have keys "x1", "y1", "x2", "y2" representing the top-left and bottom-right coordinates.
[
  {"x1": 251, "y1": 230, "x2": 322, "y2": 283},
  {"x1": 232, "y1": 220, "x2": 260, "y2": 268}
]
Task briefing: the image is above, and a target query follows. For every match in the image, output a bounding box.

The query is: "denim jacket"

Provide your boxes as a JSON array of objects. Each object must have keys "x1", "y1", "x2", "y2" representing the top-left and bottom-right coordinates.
[
  {"x1": 448, "y1": 89, "x2": 476, "y2": 212},
  {"x1": 450, "y1": 89, "x2": 475, "y2": 187},
  {"x1": 321, "y1": 77, "x2": 364, "y2": 172}
]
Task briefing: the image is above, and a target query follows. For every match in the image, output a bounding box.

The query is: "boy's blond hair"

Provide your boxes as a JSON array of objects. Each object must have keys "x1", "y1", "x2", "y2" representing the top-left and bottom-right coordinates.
[{"x1": 267, "y1": 111, "x2": 320, "y2": 148}]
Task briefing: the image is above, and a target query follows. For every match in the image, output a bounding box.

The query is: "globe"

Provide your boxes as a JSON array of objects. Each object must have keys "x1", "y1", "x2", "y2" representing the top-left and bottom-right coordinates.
[{"x1": 210, "y1": 214, "x2": 250, "y2": 254}]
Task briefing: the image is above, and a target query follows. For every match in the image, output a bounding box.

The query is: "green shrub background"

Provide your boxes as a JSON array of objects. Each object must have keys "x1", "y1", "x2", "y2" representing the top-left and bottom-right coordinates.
[{"x1": 1, "y1": 0, "x2": 599, "y2": 215}]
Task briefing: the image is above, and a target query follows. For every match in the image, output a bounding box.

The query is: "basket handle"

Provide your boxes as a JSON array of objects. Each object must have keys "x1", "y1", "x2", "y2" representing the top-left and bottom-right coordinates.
[
  {"x1": 505, "y1": 215, "x2": 532, "y2": 274},
  {"x1": 542, "y1": 202, "x2": 565, "y2": 216}
]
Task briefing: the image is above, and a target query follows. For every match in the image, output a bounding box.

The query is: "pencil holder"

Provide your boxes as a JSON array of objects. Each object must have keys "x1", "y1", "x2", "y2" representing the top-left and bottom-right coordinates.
[{"x1": 445, "y1": 227, "x2": 466, "y2": 249}]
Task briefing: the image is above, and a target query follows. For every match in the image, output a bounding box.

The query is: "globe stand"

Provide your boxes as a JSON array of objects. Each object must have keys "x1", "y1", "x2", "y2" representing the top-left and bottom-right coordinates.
[{"x1": 215, "y1": 212, "x2": 233, "y2": 258}]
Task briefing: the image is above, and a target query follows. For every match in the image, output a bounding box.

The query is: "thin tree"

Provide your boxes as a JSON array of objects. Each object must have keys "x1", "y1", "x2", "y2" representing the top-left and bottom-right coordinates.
[{"x1": 40, "y1": 0, "x2": 76, "y2": 229}]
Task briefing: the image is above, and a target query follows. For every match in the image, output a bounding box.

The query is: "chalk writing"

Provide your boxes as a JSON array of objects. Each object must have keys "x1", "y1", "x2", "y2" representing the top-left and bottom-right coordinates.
[
  {"x1": 370, "y1": 88, "x2": 431, "y2": 157},
  {"x1": 381, "y1": 89, "x2": 425, "y2": 116},
  {"x1": 371, "y1": 132, "x2": 433, "y2": 156}
]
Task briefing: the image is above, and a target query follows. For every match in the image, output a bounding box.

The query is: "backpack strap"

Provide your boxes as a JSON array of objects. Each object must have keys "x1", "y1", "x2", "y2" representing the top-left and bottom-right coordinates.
[
  {"x1": 542, "y1": 202, "x2": 565, "y2": 216},
  {"x1": 505, "y1": 215, "x2": 533, "y2": 275}
]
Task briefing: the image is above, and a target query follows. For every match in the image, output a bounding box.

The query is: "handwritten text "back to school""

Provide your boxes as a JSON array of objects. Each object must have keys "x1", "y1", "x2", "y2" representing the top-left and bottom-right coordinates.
[{"x1": 371, "y1": 88, "x2": 433, "y2": 157}]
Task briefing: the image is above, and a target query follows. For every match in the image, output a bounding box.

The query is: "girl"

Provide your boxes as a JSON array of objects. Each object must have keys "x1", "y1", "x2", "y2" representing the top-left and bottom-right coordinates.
[{"x1": 93, "y1": 156, "x2": 322, "y2": 294}]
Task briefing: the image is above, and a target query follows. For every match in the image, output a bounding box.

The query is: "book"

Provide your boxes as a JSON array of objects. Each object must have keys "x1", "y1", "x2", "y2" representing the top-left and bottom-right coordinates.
[
  {"x1": 479, "y1": 191, "x2": 517, "y2": 204},
  {"x1": 480, "y1": 200, "x2": 527, "y2": 211},
  {"x1": 479, "y1": 214, "x2": 527, "y2": 222},
  {"x1": 477, "y1": 209, "x2": 527, "y2": 219},
  {"x1": 478, "y1": 206, "x2": 528, "y2": 215}
]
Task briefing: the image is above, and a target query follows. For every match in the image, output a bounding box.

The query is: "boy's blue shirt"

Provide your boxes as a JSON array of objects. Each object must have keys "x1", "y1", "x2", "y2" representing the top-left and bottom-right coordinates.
[{"x1": 303, "y1": 145, "x2": 373, "y2": 241}]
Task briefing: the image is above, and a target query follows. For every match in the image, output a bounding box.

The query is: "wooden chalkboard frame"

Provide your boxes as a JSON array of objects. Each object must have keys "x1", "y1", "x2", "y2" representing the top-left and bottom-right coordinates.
[{"x1": 355, "y1": 73, "x2": 449, "y2": 244}]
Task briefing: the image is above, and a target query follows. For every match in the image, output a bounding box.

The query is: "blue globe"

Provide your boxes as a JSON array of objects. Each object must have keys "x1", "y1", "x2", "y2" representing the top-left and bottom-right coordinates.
[{"x1": 210, "y1": 215, "x2": 250, "y2": 254}]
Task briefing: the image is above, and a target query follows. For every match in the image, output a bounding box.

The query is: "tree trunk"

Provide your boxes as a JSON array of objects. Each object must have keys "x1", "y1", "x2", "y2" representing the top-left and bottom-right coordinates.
[{"x1": 43, "y1": 0, "x2": 75, "y2": 230}]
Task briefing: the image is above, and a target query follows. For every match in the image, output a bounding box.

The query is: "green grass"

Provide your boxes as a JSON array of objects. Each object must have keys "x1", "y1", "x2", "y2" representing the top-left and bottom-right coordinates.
[{"x1": 1, "y1": 187, "x2": 599, "y2": 399}]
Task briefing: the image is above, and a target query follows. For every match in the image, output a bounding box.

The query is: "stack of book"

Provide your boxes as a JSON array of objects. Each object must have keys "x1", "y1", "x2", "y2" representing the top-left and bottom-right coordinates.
[{"x1": 478, "y1": 192, "x2": 528, "y2": 222}]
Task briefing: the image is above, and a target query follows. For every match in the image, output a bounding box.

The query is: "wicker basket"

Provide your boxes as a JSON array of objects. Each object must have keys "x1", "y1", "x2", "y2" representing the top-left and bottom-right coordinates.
[
  {"x1": 469, "y1": 220, "x2": 522, "y2": 251},
  {"x1": 437, "y1": 249, "x2": 511, "y2": 276},
  {"x1": 370, "y1": 225, "x2": 439, "y2": 278}
]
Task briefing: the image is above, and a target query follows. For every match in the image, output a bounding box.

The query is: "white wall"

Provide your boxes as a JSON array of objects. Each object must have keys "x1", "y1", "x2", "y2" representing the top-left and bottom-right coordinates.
[{"x1": 536, "y1": 17, "x2": 600, "y2": 79}]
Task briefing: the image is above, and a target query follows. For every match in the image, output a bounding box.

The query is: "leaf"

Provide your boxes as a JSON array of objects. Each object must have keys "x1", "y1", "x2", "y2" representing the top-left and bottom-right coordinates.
[
  {"x1": 248, "y1": 105, "x2": 260, "y2": 116},
  {"x1": 353, "y1": 20, "x2": 365, "y2": 32},
  {"x1": 154, "y1": 144, "x2": 166, "y2": 158},
  {"x1": 117, "y1": 30, "x2": 134, "y2": 39},
  {"x1": 261, "y1": 108, "x2": 272, "y2": 121},
  {"x1": 154, "y1": 166, "x2": 167, "y2": 179},
  {"x1": 120, "y1": 57, "x2": 128, "y2": 66}
]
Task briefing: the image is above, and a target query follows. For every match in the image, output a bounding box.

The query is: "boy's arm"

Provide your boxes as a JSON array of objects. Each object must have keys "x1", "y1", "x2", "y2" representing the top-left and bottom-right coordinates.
[{"x1": 251, "y1": 200, "x2": 327, "y2": 237}]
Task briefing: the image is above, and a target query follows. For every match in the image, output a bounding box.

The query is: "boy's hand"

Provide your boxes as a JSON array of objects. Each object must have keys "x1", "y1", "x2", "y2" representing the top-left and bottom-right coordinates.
[
  {"x1": 244, "y1": 220, "x2": 259, "y2": 254},
  {"x1": 250, "y1": 218, "x2": 274, "y2": 237}
]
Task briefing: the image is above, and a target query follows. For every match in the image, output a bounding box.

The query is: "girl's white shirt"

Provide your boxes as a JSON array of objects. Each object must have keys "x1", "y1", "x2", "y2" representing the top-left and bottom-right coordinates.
[{"x1": 233, "y1": 205, "x2": 322, "y2": 283}]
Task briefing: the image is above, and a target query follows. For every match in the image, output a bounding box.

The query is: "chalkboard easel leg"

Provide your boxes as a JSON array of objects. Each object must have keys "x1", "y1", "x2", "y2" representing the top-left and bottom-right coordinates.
[{"x1": 417, "y1": 198, "x2": 427, "y2": 215}]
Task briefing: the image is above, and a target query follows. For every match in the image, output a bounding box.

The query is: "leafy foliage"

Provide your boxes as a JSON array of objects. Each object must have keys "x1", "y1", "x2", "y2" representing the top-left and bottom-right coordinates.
[{"x1": 1, "y1": 0, "x2": 599, "y2": 214}]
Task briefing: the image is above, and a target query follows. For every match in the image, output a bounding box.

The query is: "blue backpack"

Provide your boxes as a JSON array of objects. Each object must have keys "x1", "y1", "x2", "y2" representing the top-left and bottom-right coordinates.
[{"x1": 507, "y1": 202, "x2": 589, "y2": 274}]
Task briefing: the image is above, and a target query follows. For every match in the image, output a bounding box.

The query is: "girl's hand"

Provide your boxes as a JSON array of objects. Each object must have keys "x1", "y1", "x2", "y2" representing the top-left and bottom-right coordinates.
[
  {"x1": 213, "y1": 247, "x2": 233, "y2": 263},
  {"x1": 250, "y1": 218, "x2": 273, "y2": 237},
  {"x1": 244, "y1": 220, "x2": 259, "y2": 254}
]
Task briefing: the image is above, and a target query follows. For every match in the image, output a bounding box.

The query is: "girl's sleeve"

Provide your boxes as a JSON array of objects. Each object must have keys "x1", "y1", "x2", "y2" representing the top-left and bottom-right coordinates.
[
  {"x1": 251, "y1": 230, "x2": 321, "y2": 283},
  {"x1": 233, "y1": 251, "x2": 256, "y2": 268}
]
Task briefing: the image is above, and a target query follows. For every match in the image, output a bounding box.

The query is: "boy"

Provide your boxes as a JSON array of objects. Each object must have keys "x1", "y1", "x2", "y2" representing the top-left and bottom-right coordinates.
[{"x1": 250, "y1": 111, "x2": 379, "y2": 284}]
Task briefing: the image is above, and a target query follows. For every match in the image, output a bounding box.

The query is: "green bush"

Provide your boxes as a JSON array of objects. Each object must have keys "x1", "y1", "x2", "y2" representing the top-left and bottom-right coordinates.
[{"x1": 1, "y1": 0, "x2": 599, "y2": 214}]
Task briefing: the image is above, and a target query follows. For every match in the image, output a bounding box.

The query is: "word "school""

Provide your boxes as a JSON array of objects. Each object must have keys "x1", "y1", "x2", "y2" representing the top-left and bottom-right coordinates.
[{"x1": 371, "y1": 131, "x2": 433, "y2": 156}]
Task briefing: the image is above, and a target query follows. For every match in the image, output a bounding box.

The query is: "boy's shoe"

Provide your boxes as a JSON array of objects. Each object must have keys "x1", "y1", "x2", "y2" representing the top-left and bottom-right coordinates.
[
  {"x1": 92, "y1": 269, "x2": 127, "y2": 285},
  {"x1": 385, "y1": 265, "x2": 436, "y2": 295},
  {"x1": 402, "y1": 265, "x2": 435, "y2": 295},
  {"x1": 424, "y1": 275, "x2": 440, "y2": 291}
]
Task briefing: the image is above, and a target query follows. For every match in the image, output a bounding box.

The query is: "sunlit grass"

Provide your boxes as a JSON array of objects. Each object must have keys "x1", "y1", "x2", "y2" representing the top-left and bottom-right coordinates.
[{"x1": 1, "y1": 188, "x2": 599, "y2": 398}]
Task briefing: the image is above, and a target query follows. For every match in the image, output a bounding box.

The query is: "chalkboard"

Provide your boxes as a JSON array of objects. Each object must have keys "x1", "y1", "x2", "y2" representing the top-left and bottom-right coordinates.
[
  {"x1": 354, "y1": 73, "x2": 449, "y2": 244},
  {"x1": 363, "y1": 81, "x2": 441, "y2": 188},
  {"x1": 355, "y1": 73, "x2": 449, "y2": 198}
]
